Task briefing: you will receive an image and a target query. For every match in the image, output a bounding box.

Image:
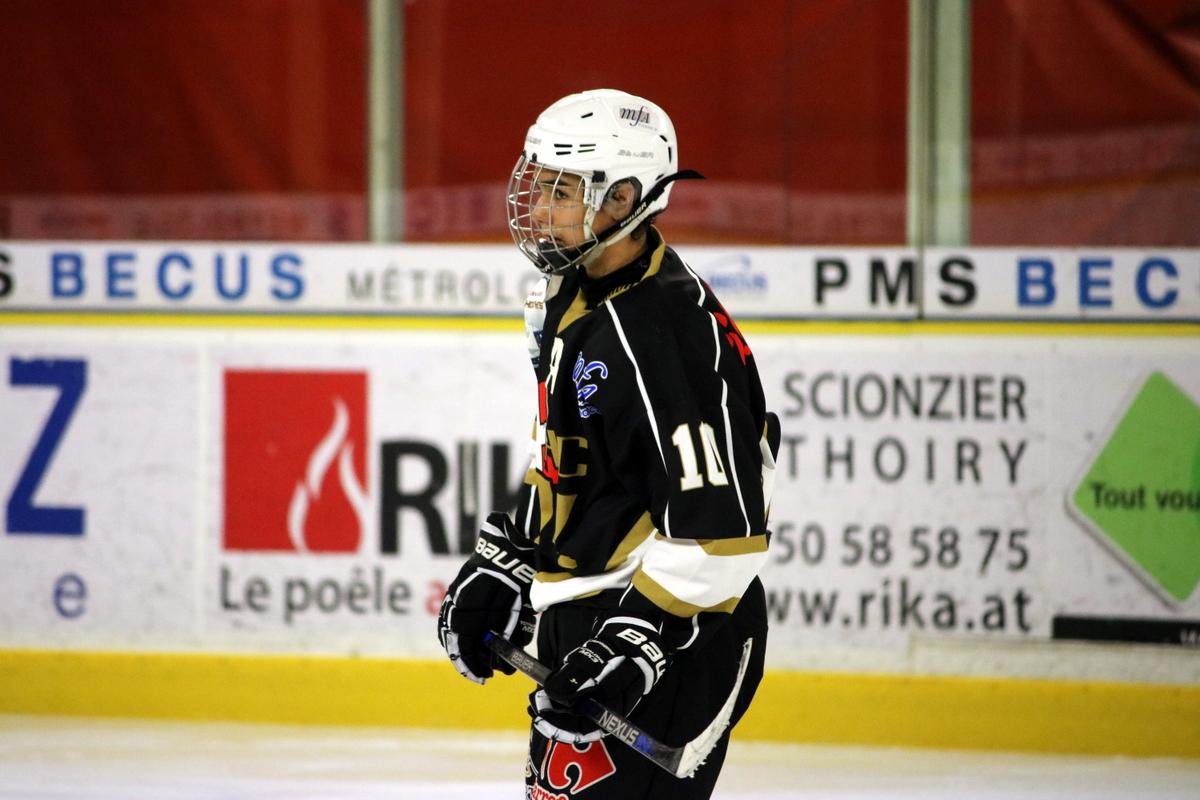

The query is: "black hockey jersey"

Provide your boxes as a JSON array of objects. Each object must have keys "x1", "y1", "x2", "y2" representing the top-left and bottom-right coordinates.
[{"x1": 515, "y1": 229, "x2": 772, "y2": 644}]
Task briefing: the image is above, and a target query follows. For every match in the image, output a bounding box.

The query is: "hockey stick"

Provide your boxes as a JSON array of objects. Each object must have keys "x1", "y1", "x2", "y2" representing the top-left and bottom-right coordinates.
[{"x1": 484, "y1": 631, "x2": 753, "y2": 779}]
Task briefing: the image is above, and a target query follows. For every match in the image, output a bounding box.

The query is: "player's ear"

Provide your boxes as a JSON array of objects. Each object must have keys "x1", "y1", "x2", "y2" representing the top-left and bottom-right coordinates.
[{"x1": 601, "y1": 179, "x2": 638, "y2": 223}]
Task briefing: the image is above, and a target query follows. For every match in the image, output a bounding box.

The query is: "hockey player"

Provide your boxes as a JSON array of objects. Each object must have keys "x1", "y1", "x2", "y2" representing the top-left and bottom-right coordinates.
[{"x1": 438, "y1": 89, "x2": 775, "y2": 799}]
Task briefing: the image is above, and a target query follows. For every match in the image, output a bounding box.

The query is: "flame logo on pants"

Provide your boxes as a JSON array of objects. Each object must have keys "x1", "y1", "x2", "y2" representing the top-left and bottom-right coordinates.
[{"x1": 539, "y1": 740, "x2": 617, "y2": 795}]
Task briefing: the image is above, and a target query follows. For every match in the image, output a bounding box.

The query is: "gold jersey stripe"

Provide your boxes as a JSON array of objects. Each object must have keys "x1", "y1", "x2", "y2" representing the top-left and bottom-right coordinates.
[
  {"x1": 602, "y1": 513, "x2": 656, "y2": 572},
  {"x1": 641, "y1": 234, "x2": 667, "y2": 280},
  {"x1": 534, "y1": 571, "x2": 575, "y2": 583},
  {"x1": 694, "y1": 534, "x2": 770, "y2": 556},
  {"x1": 552, "y1": 232, "x2": 668, "y2": 335},
  {"x1": 554, "y1": 285, "x2": 591, "y2": 334},
  {"x1": 552, "y1": 493, "x2": 577, "y2": 542},
  {"x1": 537, "y1": 515, "x2": 655, "y2": 582},
  {"x1": 632, "y1": 570, "x2": 741, "y2": 617}
]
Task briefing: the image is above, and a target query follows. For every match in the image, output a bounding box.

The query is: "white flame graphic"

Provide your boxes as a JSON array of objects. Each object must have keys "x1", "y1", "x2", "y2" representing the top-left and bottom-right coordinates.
[{"x1": 286, "y1": 398, "x2": 369, "y2": 552}]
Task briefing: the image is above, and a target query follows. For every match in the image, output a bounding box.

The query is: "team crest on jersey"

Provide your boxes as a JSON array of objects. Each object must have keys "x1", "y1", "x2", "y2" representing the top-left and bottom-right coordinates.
[{"x1": 572, "y1": 352, "x2": 608, "y2": 418}]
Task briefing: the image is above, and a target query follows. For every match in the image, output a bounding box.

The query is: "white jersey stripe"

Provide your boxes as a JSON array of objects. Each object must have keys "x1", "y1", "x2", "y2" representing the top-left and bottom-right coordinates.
[
  {"x1": 606, "y1": 302, "x2": 673, "y2": 538},
  {"x1": 639, "y1": 535, "x2": 768, "y2": 609},
  {"x1": 678, "y1": 615, "x2": 701, "y2": 651},
  {"x1": 711, "y1": 314, "x2": 751, "y2": 536},
  {"x1": 691, "y1": 263, "x2": 752, "y2": 536},
  {"x1": 523, "y1": 483, "x2": 536, "y2": 534},
  {"x1": 690, "y1": 265, "x2": 708, "y2": 305}
]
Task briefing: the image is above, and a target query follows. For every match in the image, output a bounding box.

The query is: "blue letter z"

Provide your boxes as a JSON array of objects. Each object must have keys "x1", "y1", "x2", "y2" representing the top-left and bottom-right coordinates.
[{"x1": 7, "y1": 358, "x2": 87, "y2": 535}]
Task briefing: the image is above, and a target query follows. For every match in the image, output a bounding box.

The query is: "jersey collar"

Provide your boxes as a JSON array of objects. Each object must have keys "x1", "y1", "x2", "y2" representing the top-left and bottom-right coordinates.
[{"x1": 556, "y1": 229, "x2": 668, "y2": 335}]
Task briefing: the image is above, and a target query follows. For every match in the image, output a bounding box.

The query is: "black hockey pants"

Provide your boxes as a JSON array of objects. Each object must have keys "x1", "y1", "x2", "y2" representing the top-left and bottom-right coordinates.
[{"x1": 524, "y1": 579, "x2": 767, "y2": 800}]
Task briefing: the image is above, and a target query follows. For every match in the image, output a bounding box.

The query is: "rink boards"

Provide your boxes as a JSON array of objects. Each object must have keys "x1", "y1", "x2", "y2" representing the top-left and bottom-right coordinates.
[{"x1": 0, "y1": 242, "x2": 1197, "y2": 756}]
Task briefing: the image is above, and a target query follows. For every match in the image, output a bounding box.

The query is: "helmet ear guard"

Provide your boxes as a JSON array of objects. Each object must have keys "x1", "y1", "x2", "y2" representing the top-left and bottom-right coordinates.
[{"x1": 580, "y1": 169, "x2": 704, "y2": 269}]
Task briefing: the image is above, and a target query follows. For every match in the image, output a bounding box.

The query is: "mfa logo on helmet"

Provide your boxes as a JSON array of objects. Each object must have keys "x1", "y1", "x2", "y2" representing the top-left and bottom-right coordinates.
[
  {"x1": 223, "y1": 370, "x2": 369, "y2": 553},
  {"x1": 618, "y1": 106, "x2": 653, "y2": 128}
]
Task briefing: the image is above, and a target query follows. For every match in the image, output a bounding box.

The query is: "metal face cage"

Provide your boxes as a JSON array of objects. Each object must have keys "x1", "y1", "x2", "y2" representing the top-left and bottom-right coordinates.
[{"x1": 507, "y1": 154, "x2": 600, "y2": 274}]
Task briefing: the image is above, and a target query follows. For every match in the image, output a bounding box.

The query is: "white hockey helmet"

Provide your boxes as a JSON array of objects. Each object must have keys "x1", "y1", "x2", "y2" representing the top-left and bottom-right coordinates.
[{"x1": 507, "y1": 89, "x2": 701, "y2": 274}]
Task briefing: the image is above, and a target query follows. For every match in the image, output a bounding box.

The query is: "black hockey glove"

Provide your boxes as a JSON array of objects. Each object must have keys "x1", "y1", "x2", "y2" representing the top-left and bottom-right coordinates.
[
  {"x1": 437, "y1": 512, "x2": 536, "y2": 684},
  {"x1": 532, "y1": 615, "x2": 668, "y2": 743}
]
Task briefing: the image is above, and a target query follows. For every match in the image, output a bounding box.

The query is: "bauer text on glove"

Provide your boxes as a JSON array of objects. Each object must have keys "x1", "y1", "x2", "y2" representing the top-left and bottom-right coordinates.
[
  {"x1": 436, "y1": 512, "x2": 535, "y2": 684},
  {"x1": 533, "y1": 615, "x2": 667, "y2": 742}
]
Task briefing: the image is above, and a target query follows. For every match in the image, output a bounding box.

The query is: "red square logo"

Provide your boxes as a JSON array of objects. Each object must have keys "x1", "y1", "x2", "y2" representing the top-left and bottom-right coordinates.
[{"x1": 223, "y1": 370, "x2": 368, "y2": 552}]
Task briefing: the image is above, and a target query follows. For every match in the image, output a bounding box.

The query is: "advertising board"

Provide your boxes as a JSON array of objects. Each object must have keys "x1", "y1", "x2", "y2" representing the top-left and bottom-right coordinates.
[
  {"x1": 2, "y1": 327, "x2": 1195, "y2": 671},
  {"x1": 3, "y1": 243, "x2": 1196, "y2": 321}
]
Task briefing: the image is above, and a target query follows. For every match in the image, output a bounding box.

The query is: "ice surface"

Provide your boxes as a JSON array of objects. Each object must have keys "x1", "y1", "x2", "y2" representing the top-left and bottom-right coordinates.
[{"x1": 0, "y1": 715, "x2": 1196, "y2": 799}]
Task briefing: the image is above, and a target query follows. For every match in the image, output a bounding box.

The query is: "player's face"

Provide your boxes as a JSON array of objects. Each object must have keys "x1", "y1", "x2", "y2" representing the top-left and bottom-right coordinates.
[{"x1": 531, "y1": 169, "x2": 589, "y2": 248}]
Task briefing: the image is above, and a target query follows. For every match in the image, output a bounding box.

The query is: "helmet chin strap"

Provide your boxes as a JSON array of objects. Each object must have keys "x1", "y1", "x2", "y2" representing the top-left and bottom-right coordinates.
[
  {"x1": 535, "y1": 239, "x2": 585, "y2": 272},
  {"x1": 530, "y1": 170, "x2": 704, "y2": 275},
  {"x1": 579, "y1": 170, "x2": 705, "y2": 270}
]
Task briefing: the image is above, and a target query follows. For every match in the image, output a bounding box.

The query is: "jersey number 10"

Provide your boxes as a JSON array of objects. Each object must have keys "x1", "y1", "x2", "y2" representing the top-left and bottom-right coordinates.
[{"x1": 670, "y1": 422, "x2": 729, "y2": 491}]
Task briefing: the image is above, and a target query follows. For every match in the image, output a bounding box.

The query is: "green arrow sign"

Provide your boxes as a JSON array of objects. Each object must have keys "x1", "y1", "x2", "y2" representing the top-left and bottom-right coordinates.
[{"x1": 1070, "y1": 371, "x2": 1200, "y2": 604}]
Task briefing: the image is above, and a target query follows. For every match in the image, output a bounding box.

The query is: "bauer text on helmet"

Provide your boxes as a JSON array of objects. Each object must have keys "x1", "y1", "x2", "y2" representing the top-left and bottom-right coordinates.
[{"x1": 506, "y1": 89, "x2": 701, "y2": 274}]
